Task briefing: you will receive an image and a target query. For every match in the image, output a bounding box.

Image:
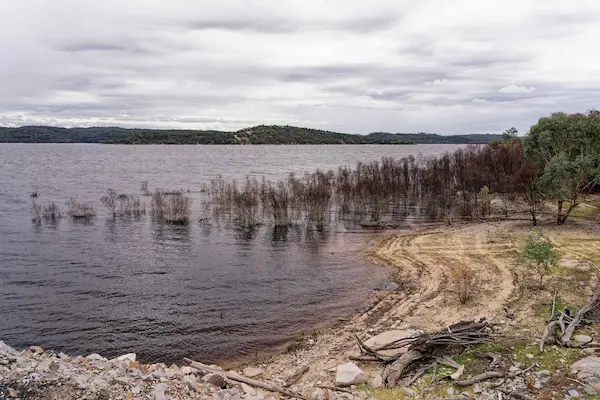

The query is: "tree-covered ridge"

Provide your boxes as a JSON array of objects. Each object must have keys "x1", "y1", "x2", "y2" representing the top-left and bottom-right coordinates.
[{"x1": 0, "y1": 124, "x2": 503, "y2": 144}]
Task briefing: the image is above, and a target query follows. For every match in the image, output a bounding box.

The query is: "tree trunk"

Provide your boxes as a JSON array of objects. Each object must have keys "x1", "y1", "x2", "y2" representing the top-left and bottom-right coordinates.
[{"x1": 557, "y1": 199, "x2": 564, "y2": 224}]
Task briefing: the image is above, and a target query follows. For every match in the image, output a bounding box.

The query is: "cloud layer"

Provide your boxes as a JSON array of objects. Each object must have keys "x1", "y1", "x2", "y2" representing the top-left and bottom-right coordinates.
[{"x1": 1, "y1": 0, "x2": 599, "y2": 134}]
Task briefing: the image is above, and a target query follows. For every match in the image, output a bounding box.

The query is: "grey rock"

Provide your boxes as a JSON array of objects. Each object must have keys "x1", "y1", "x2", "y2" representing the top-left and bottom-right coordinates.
[
  {"x1": 181, "y1": 366, "x2": 199, "y2": 375},
  {"x1": 574, "y1": 335, "x2": 593, "y2": 345},
  {"x1": 335, "y1": 362, "x2": 367, "y2": 386},
  {"x1": 537, "y1": 370, "x2": 552, "y2": 376},
  {"x1": 582, "y1": 348, "x2": 597, "y2": 355},
  {"x1": 86, "y1": 353, "x2": 107, "y2": 362},
  {"x1": 241, "y1": 382, "x2": 256, "y2": 395},
  {"x1": 571, "y1": 356, "x2": 600, "y2": 388},
  {"x1": 311, "y1": 388, "x2": 325, "y2": 400},
  {"x1": 113, "y1": 353, "x2": 136, "y2": 363},
  {"x1": 567, "y1": 389, "x2": 581, "y2": 398},
  {"x1": 205, "y1": 373, "x2": 226, "y2": 388},
  {"x1": 584, "y1": 385, "x2": 597, "y2": 395},
  {"x1": 0, "y1": 341, "x2": 19, "y2": 357},
  {"x1": 242, "y1": 367, "x2": 264, "y2": 378},
  {"x1": 154, "y1": 383, "x2": 168, "y2": 400},
  {"x1": 29, "y1": 346, "x2": 44, "y2": 355},
  {"x1": 184, "y1": 375, "x2": 199, "y2": 391},
  {"x1": 368, "y1": 374, "x2": 383, "y2": 389}
]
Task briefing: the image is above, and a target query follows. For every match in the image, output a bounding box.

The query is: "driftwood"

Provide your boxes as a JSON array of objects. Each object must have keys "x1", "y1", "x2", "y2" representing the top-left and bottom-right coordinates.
[
  {"x1": 184, "y1": 358, "x2": 306, "y2": 399},
  {"x1": 541, "y1": 281, "x2": 600, "y2": 351},
  {"x1": 355, "y1": 318, "x2": 495, "y2": 387},
  {"x1": 315, "y1": 385, "x2": 353, "y2": 394},
  {"x1": 476, "y1": 352, "x2": 501, "y2": 369},
  {"x1": 454, "y1": 371, "x2": 504, "y2": 386},
  {"x1": 283, "y1": 366, "x2": 309, "y2": 387}
]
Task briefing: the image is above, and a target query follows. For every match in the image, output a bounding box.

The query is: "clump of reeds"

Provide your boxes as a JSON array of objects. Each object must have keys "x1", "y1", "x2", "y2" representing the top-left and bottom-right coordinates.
[
  {"x1": 66, "y1": 198, "x2": 96, "y2": 220},
  {"x1": 150, "y1": 190, "x2": 192, "y2": 224},
  {"x1": 31, "y1": 200, "x2": 64, "y2": 223},
  {"x1": 101, "y1": 190, "x2": 146, "y2": 217},
  {"x1": 140, "y1": 181, "x2": 149, "y2": 196}
]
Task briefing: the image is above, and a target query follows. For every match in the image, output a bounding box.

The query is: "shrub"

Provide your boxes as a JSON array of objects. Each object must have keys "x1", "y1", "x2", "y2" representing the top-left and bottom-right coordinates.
[
  {"x1": 450, "y1": 265, "x2": 476, "y2": 304},
  {"x1": 140, "y1": 181, "x2": 149, "y2": 195},
  {"x1": 521, "y1": 229, "x2": 559, "y2": 288},
  {"x1": 66, "y1": 198, "x2": 96, "y2": 220},
  {"x1": 42, "y1": 202, "x2": 62, "y2": 221},
  {"x1": 150, "y1": 190, "x2": 191, "y2": 224}
]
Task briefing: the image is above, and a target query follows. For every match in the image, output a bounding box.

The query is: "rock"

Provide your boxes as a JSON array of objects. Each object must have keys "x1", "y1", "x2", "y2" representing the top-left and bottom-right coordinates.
[
  {"x1": 0, "y1": 341, "x2": 19, "y2": 356},
  {"x1": 86, "y1": 353, "x2": 107, "y2": 362},
  {"x1": 584, "y1": 385, "x2": 597, "y2": 395},
  {"x1": 335, "y1": 362, "x2": 368, "y2": 386},
  {"x1": 165, "y1": 364, "x2": 182, "y2": 379},
  {"x1": 363, "y1": 330, "x2": 420, "y2": 357},
  {"x1": 526, "y1": 353, "x2": 534, "y2": 359},
  {"x1": 310, "y1": 388, "x2": 325, "y2": 400},
  {"x1": 538, "y1": 370, "x2": 552, "y2": 376},
  {"x1": 447, "y1": 387, "x2": 455, "y2": 395},
  {"x1": 184, "y1": 375, "x2": 199, "y2": 391},
  {"x1": 571, "y1": 357, "x2": 600, "y2": 388},
  {"x1": 204, "y1": 373, "x2": 226, "y2": 388},
  {"x1": 575, "y1": 335, "x2": 593, "y2": 345},
  {"x1": 113, "y1": 353, "x2": 137, "y2": 363},
  {"x1": 509, "y1": 366, "x2": 521, "y2": 373},
  {"x1": 7, "y1": 388, "x2": 19, "y2": 398},
  {"x1": 403, "y1": 387, "x2": 417, "y2": 397},
  {"x1": 154, "y1": 383, "x2": 168, "y2": 400},
  {"x1": 241, "y1": 382, "x2": 257, "y2": 395},
  {"x1": 181, "y1": 366, "x2": 199, "y2": 375},
  {"x1": 368, "y1": 374, "x2": 383, "y2": 389},
  {"x1": 243, "y1": 367, "x2": 264, "y2": 378},
  {"x1": 567, "y1": 389, "x2": 581, "y2": 398},
  {"x1": 582, "y1": 348, "x2": 597, "y2": 355},
  {"x1": 29, "y1": 345, "x2": 44, "y2": 355}
]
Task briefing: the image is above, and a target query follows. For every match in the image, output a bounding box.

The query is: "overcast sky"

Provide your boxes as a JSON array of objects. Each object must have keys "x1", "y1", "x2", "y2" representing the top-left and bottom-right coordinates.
[{"x1": 1, "y1": 1, "x2": 599, "y2": 134}]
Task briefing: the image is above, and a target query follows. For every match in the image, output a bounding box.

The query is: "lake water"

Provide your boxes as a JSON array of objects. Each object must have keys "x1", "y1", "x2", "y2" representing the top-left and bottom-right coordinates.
[{"x1": 0, "y1": 144, "x2": 460, "y2": 364}]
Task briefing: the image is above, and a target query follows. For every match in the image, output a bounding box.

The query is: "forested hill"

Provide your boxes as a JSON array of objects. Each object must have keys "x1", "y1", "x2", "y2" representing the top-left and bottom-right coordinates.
[{"x1": 0, "y1": 125, "x2": 503, "y2": 144}]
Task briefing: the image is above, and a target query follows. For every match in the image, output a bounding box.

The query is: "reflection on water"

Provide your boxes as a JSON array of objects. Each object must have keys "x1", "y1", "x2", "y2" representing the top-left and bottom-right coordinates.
[{"x1": 0, "y1": 144, "x2": 457, "y2": 364}]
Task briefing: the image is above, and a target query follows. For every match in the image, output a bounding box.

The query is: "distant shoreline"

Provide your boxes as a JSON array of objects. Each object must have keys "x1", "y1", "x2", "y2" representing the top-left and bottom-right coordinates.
[{"x1": 0, "y1": 124, "x2": 504, "y2": 145}]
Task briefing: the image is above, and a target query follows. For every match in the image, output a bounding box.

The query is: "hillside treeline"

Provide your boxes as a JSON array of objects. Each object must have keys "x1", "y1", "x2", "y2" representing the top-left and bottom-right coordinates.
[{"x1": 0, "y1": 125, "x2": 502, "y2": 144}]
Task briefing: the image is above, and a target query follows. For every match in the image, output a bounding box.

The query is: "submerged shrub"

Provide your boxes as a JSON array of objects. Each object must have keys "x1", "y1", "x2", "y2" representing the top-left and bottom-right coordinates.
[
  {"x1": 66, "y1": 198, "x2": 96, "y2": 220},
  {"x1": 150, "y1": 190, "x2": 191, "y2": 224}
]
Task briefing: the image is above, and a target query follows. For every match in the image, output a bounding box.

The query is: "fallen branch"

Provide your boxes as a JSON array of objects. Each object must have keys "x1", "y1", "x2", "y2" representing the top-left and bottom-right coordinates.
[
  {"x1": 561, "y1": 282, "x2": 600, "y2": 345},
  {"x1": 404, "y1": 363, "x2": 432, "y2": 386},
  {"x1": 476, "y1": 352, "x2": 501, "y2": 369},
  {"x1": 316, "y1": 385, "x2": 352, "y2": 394},
  {"x1": 454, "y1": 371, "x2": 504, "y2": 386},
  {"x1": 185, "y1": 358, "x2": 306, "y2": 399},
  {"x1": 283, "y1": 366, "x2": 309, "y2": 388}
]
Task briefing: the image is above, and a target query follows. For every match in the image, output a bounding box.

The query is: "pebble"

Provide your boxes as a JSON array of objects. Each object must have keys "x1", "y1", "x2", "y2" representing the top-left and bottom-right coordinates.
[
  {"x1": 526, "y1": 353, "x2": 534, "y2": 359},
  {"x1": 567, "y1": 389, "x2": 581, "y2": 398},
  {"x1": 184, "y1": 375, "x2": 200, "y2": 391},
  {"x1": 584, "y1": 385, "x2": 597, "y2": 395},
  {"x1": 574, "y1": 335, "x2": 593, "y2": 345}
]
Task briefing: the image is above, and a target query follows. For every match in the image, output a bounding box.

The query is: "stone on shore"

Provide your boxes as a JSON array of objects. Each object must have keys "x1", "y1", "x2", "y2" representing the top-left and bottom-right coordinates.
[
  {"x1": 113, "y1": 353, "x2": 136, "y2": 363},
  {"x1": 368, "y1": 374, "x2": 383, "y2": 389},
  {"x1": 335, "y1": 362, "x2": 367, "y2": 386},
  {"x1": 86, "y1": 353, "x2": 108, "y2": 362},
  {"x1": 571, "y1": 356, "x2": 600, "y2": 388},
  {"x1": 154, "y1": 383, "x2": 168, "y2": 400},
  {"x1": 183, "y1": 375, "x2": 199, "y2": 391},
  {"x1": 243, "y1": 366, "x2": 264, "y2": 378},
  {"x1": 575, "y1": 335, "x2": 593, "y2": 345}
]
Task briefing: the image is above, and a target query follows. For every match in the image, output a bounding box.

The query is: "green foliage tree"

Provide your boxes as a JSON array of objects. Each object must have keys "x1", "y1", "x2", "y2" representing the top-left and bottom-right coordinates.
[
  {"x1": 524, "y1": 111, "x2": 600, "y2": 224},
  {"x1": 521, "y1": 229, "x2": 559, "y2": 288}
]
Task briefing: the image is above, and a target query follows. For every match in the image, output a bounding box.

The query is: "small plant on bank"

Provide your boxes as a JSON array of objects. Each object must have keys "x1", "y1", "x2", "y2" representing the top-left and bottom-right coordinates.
[
  {"x1": 150, "y1": 190, "x2": 192, "y2": 224},
  {"x1": 32, "y1": 200, "x2": 64, "y2": 222},
  {"x1": 450, "y1": 264, "x2": 476, "y2": 304},
  {"x1": 521, "y1": 228, "x2": 559, "y2": 288}
]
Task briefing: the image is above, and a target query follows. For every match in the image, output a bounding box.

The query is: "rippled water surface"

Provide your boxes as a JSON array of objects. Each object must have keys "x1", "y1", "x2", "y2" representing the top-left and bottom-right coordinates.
[{"x1": 0, "y1": 144, "x2": 459, "y2": 363}]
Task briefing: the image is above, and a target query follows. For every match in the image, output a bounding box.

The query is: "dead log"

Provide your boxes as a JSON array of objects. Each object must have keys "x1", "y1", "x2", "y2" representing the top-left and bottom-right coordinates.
[
  {"x1": 184, "y1": 358, "x2": 306, "y2": 399},
  {"x1": 283, "y1": 366, "x2": 309, "y2": 388},
  {"x1": 454, "y1": 371, "x2": 504, "y2": 386},
  {"x1": 383, "y1": 349, "x2": 423, "y2": 386},
  {"x1": 561, "y1": 282, "x2": 600, "y2": 345}
]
